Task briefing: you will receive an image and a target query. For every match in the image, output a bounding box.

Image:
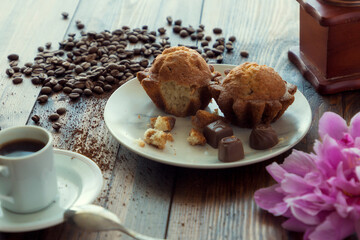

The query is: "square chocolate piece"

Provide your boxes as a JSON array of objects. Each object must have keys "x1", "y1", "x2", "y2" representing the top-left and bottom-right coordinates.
[
  {"x1": 218, "y1": 136, "x2": 244, "y2": 162},
  {"x1": 203, "y1": 120, "x2": 233, "y2": 148}
]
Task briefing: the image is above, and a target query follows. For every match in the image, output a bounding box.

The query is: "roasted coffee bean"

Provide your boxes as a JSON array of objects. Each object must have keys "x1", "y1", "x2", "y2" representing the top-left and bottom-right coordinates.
[
  {"x1": 240, "y1": 50, "x2": 249, "y2": 58},
  {"x1": 31, "y1": 115, "x2": 40, "y2": 123},
  {"x1": 31, "y1": 77, "x2": 41, "y2": 84},
  {"x1": 53, "y1": 84, "x2": 63, "y2": 92},
  {"x1": 40, "y1": 86, "x2": 52, "y2": 95},
  {"x1": 24, "y1": 68, "x2": 33, "y2": 75},
  {"x1": 199, "y1": 24, "x2": 205, "y2": 30},
  {"x1": 56, "y1": 107, "x2": 66, "y2": 115},
  {"x1": 186, "y1": 27, "x2": 195, "y2": 34},
  {"x1": 69, "y1": 92, "x2": 80, "y2": 100},
  {"x1": 104, "y1": 84, "x2": 112, "y2": 91},
  {"x1": 62, "y1": 12, "x2": 69, "y2": 19},
  {"x1": 158, "y1": 27, "x2": 166, "y2": 35},
  {"x1": 38, "y1": 46, "x2": 44, "y2": 52},
  {"x1": 212, "y1": 48, "x2": 223, "y2": 56},
  {"x1": 75, "y1": 65, "x2": 84, "y2": 74},
  {"x1": 206, "y1": 50, "x2": 215, "y2": 58},
  {"x1": 173, "y1": 25, "x2": 181, "y2": 33},
  {"x1": 12, "y1": 77, "x2": 23, "y2": 84},
  {"x1": 72, "y1": 88, "x2": 83, "y2": 94},
  {"x1": 139, "y1": 59, "x2": 149, "y2": 68},
  {"x1": 142, "y1": 25, "x2": 148, "y2": 30},
  {"x1": 190, "y1": 34, "x2": 197, "y2": 40},
  {"x1": 7, "y1": 54, "x2": 19, "y2": 61},
  {"x1": 5, "y1": 68, "x2": 14, "y2": 77},
  {"x1": 229, "y1": 36, "x2": 236, "y2": 42},
  {"x1": 196, "y1": 32, "x2": 204, "y2": 40},
  {"x1": 49, "y1": 113, "x2": 59, "y2": 122},
  {"x1": 226, "y1": 44, "x2": 234, "y2": 52},
  {"x1": 24, "y1": 62, "x2": 33, "y2": 67},
  {"x1": 77, "y1": 23, "x2": 85, "y2": 30},
  {"x1": 45, "y1": 42, "x2": 52, "y2": 49},
  {"x1": 196, "y1": 49, "x2": 202, "y2": 54},
  {"x1": 201, "y1": 40, "x2": 209, "y2": 47},
  {"x1": 84, "y1": 89, "x2": 93, "y2": 96},
  {"x1": 174, "y1": 19, "x2": 182, "y2": 26},
  {"x1": 144, "y1": 49, "x2": 152, "y2": 57},
  {"x1": 216, "y1": 55, "x2": 223, "y2": 63},
  {"x1": 205, "y1": 36, "x2": 212, "y2": 41},
  {"x1": 93, "y1": 86, "x2": 104, "y2": 94},
  {"x1": 128, "y1": 35, "x2": 138, "y2": 43},
  {"x1": 180, "y1": 30, "x2": 189, "y2": 38},
  {"x1": 216, "y1": 45, "x2": 225, "y2": 52},
  {"x1": 13, "y1": 72, "x2": 22, "y2": 78},
  {"x1": 63, "y1": 87, "x2": 72, "y2": 94},
  {"x1": 166, "y1": 16, "x2": 173, "y2": 25},
  {"x1": 37, "y1": 95, "x2": 48, "y2": 103},
  {"x1": 52, "y1": 123, "x2": 61, "y2": 132}
]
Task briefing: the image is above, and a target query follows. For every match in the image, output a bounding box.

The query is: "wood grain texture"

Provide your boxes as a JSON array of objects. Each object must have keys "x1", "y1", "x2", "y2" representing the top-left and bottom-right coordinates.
[{"x1": 0, "y1": 0, "x2": 80, "y2": 129}]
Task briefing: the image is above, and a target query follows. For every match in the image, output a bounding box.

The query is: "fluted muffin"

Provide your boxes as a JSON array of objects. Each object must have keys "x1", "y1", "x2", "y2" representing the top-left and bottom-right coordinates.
[
  {"x1": 137, "y1": 46, "x2": 214, "y2": 117},
  {"x1": 209, "y1": 62, "x2": 297, "y2": 128}
]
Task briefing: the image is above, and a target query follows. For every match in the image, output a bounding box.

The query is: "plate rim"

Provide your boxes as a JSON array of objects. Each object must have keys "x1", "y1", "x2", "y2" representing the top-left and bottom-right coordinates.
[
  {"x1": 0, "y1": 149, "x2": 103, "y2": 233},
  {"x1": 104, "y1": 64, "x2": 312, "y2": 169}
]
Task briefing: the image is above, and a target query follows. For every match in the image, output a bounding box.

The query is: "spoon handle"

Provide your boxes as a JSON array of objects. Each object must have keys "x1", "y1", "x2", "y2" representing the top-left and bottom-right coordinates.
[{"x1": 115, "y1": 224, "x2": 164, "y2": 240}]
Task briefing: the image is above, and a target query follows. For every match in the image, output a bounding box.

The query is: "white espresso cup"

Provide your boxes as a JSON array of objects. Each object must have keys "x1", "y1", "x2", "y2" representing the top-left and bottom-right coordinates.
[{"x1": 0, "y1": 126, "x2": 58, "y2": 213}]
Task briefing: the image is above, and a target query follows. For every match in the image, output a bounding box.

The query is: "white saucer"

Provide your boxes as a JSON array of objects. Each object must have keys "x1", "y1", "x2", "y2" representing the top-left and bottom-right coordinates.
[
  {"x1": 104, "y1": 64, "x2": 312, "y2": 169},
  {"x1": 0, "y1": 149, "x2": 103, "y2": 233}
]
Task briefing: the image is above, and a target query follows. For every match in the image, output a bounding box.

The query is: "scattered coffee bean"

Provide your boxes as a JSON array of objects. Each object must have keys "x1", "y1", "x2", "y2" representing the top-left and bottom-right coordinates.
[
  {"x1": 49, "y1": 113, "x2": 60, "y2": 122},
  {"x1": 52, "y1": 123, "x2": 61, "y2": 132},
  {"x1": 31, "y1": 77, "x2": 41, "y2": 84},
  {"x1": 199, "y1": 24, "x2": 205, "y2": 30},
  {"x1": 56, "y1": 107, "x2": 66, "y2": 115},
  {"x1": 93, "y1": 86, "x2": 104, "y2": 94},
  {"x1": 31, "y1": 115, "x2": 40, "y2": 123},
  {"x1": 158, "y1": 27, "x2": 166, "y2": 35},
  {"x1": 40, "y1": 86, "x2": 52, "y2": 95},
  {"x1": 45, "y1": 42, "x2": 52, "y2": 49},
  {"x1": 166, "y1": 16, "x2": 173, "y2": 25},
  {"x1": 12, "y1": 77, "x2": 23, "y2": 84},
  {"x1": 205, "y1": 36, "x2": 212, "y2": 41},
  {"x1": 62, "y1": 12, "x2": 69, "y2": 19},
  {"x1": 7, "y1": 54, "x2": 19, "y2": 61},
  {"x1": 180, "y1": 30, "x2": 189, "y2": 38},
  {"x1": 69, "y1": 92, "x2": 80, "y2": 100},
  {"x1": 240, "y1": 50, "x2": 249, "y2": 58},
  {"x1": 190, "y1": 34, "x2": 197, "y2": 40},
  {"x1": 37, "y1": 95, "x2": 48, "y2": 103},
  {"x1": 38, "y1": 46, "x2": 44, "y2": 52},
  {"x1": 174, "y1": 19, "x2": 182, "y2": 26},
  {"x1": 216, "y1": 55, "x2": 223, "y2": 63},
  {"x1": 213, "y1": 28, "x2": 222, "y2": 34},
  {"x1": 5, "y1": 68, "x2": 14, "y2": 77},
  {"x1": 84, "y1": 88, "x2": 93, "y2": 96},
  {"x1": 173, "y1": 25, "x2": 181, "y2": 33},
  {"x1": 206, "y1": 50, "x2": 215, "y2": 58},
  {"x1": 229, "y1": 36, "x2": 236, "y2": 42},
  {"x1": 226, "y1": 44, "x2": 234, "y2": 52},
  {"x1": 196, "y1": 32, "x2": 204, "y2": 40},
  {"x1": 201, "y1": 40, "x2": 209, "y2": 47},
  {"x1": 77, "y1": 23, "x2": 85, "y2": 30}
]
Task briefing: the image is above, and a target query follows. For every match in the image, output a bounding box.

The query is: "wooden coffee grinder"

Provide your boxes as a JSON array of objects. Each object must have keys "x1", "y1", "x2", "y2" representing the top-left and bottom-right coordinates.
[{"x1": 288, "y1": 0, "x2": 360, "y2": 94}]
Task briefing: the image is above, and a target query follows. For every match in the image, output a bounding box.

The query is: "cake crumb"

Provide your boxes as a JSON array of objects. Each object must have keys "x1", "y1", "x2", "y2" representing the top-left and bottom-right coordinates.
[
  {"x1": 187, "y1": 128, "x2": 206, "y2": 146},
  {"x1": 143, "y1": 128, "x2": 173, "y2": 149},
  {"x1": 150, "y1": 116, "x2": 176, "y2": 132},
  {"x1": 136, "y1": 138, "x2": 146, "y2": 147}
]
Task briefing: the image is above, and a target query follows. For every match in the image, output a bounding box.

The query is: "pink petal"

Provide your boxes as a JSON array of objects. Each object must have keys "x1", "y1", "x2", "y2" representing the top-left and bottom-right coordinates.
[
  {"x1": 266, "y1": 162, "x2": 287, "y2": 183},
  {"x1": 308, "y1": 212, "x2": 354, "y2": 240},
  {"x1": 254, "y1": 185, "x2": 288, "y2": 216},
  {"x1": 350, "y1": 112, "x2": 360, "y2": 139},
  {"x1": 282, "y1": 150, "x2": 317, "y2": 177},
  {"x1": 319, "y1": 112, "x2": 348, "y2": 141},
  {"x1": 282, "y1": 217, "x2": 312, "y2": 232},
  {"x1": 281, "y1": 173, "x2": 314, "y2": 195}
]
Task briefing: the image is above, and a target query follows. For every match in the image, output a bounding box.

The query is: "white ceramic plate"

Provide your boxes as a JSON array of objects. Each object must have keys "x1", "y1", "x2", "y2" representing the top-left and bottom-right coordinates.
[
  {"x1": 0, "y1": 149, "x2": 103, "y2": 232},
  {"x1": 104, "y1": 64, "x2": 312, "y2": 169}
]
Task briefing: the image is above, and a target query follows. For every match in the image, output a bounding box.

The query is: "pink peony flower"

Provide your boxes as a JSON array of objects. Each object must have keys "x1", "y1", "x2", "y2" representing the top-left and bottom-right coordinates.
[{"x1": 254, "y1": 112, "x2": 360, "y2": 240}]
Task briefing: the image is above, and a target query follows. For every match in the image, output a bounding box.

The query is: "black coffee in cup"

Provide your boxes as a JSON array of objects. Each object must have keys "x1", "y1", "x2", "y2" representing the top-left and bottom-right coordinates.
[{"x1": 0, "y1": 139, "x2": 45, "y2": 157}]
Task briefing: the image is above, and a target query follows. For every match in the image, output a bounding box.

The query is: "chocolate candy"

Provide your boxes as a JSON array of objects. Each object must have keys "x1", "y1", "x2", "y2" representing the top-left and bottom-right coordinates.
[
  {"x1": 249, "y1": 124, "x2": 278, "y2": 150},
  {"x1": 203, "y1": 120, "x2": 233, "y2": 148},
  {"x1": 218, "y1": 136, "x2": 244, "y2": 162}
]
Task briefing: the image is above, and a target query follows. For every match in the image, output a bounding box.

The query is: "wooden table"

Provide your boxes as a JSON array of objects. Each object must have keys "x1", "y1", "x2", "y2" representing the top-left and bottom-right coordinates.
[{"x1": 1, "y1": 0, "x2": 359, "y2": 239}]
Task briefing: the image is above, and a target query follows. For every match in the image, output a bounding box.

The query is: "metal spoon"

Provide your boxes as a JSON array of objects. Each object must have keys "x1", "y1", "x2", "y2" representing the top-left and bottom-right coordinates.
[{"x1": 64, "y1": 204, "x2": 164, "y2": 240}]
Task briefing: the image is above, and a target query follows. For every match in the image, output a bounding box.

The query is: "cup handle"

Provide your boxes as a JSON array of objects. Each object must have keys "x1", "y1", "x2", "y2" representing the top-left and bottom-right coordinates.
[{"x1": 0, "y1": 165, "x2": 14, "y2": 203}]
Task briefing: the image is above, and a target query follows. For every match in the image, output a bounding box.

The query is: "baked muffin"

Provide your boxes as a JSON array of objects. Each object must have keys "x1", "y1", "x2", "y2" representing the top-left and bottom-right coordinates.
[
  {"x1": 137, "y1": 46, "x2": 214, "y2": 117},
  {"x1": 209, "y1": 62, "x2": 297, "y2": 128}
]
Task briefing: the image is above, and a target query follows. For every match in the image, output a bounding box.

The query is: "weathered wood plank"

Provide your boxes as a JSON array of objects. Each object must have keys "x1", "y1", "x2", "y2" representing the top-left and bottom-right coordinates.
[
  {"x1": 166, "y1": 0, "x2": 308, "y2": 239},
  {"x1": 0, "y1": 0, "x2": 80, "y2": 129},
  {"x1": 1, "y1": 0, "x2": 203, "y2": 239}
]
